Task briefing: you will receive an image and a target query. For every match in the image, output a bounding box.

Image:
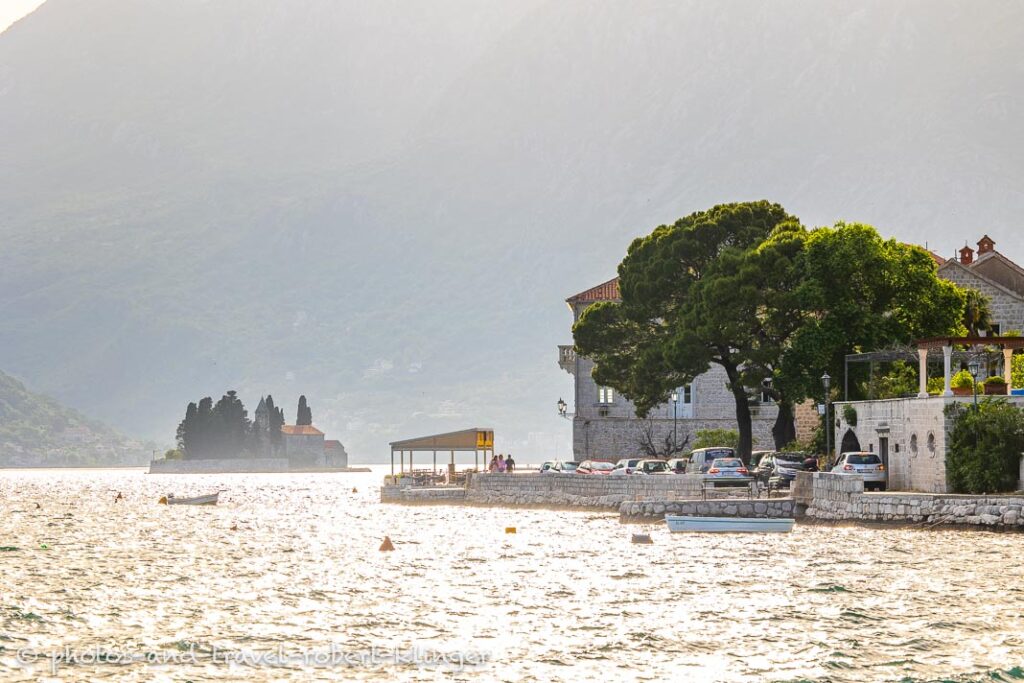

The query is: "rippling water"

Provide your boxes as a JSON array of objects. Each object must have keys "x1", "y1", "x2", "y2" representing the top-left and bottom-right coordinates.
[{"x1": 1, "y1": 468, "x2": 1023, "y2": 682}]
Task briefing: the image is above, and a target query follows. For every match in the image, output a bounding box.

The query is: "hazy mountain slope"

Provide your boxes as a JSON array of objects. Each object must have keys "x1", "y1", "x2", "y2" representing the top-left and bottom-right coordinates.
[
  {"x1": 1, "y1": 0, "x2": 1022, "y2": 460},
  {"x1": 0, "y1": 369, "x2": 148, "y2": 465}
]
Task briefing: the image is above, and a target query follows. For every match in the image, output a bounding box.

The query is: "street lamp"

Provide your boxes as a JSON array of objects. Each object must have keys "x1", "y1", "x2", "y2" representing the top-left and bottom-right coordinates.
[
  {"x1": 822, "y1": 372, "x2": 831, "y2": 466},
  {"x1": 967, "y1": 359, "x2": 981, "y2": 411},
  {"x1": 671, "y1": 390, "x2": 679, "y2": 453},
  {"x1": 557, "y1": 397, "x2": 568, "y2": 418}
]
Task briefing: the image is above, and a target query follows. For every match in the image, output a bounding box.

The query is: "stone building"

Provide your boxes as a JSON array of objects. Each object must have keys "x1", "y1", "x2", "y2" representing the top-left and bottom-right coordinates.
[
  {"x1": 281, "y1": 424, "x2": 326, "y2": 467},
  {"x1": 830, "y1": 235, "x2": 1024, "y2": 493},
  {"x1": 324, "y1": 439, "x2": 349, "y2": 468},
  {"x1": 935, "y1": 235, "x2": 1024, "y2": 332},
  {"x1": 558, "y1": 277, "x2": 777, "y2": 461}
]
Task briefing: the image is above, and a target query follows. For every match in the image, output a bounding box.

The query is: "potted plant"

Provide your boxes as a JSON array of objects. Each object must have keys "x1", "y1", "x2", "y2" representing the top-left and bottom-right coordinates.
[
  {"x1": 984, "y1": 375, "x2": 1008, "y2": 395},
  {"x1": 950, "y1": 369, "x2": 975, "y2": 397}
]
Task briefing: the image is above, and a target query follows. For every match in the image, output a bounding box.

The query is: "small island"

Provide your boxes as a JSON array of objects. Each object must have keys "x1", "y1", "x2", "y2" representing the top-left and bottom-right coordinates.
[{"x1": 149, "y1": 391, "x2": 368, "y2": 473}]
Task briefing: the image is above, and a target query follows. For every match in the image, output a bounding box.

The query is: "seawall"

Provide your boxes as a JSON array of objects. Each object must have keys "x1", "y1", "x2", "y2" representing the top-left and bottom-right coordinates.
[
  {"x1": 148, "y1": 458, "x2": 370, "y2": 474},
  {"x1": 464, "y1": 472, "x2": 705, "y2": 509},
  {"x1": 793, "y1": 471, "x2": 1024, "y2": 529}
]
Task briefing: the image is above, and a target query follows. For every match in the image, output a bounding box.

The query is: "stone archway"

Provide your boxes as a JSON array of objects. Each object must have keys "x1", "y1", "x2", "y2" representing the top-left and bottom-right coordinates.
[{"x1": 840, "y1": 428, "x2": 861, "y2": 454}]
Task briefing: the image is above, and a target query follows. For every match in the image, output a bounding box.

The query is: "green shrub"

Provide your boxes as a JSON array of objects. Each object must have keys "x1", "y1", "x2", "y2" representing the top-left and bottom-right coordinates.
[
  {"x1": 1015, "y1": 354, "x2": 1024, "y2": 390},
  {"x1": 691, "y1": 428, "x2": 739, "y2": 450},
  {"x1": 951, "y1": 369, "x2": 976, "y2": 390},
  {"x1": 945, "y1": 399, "x2": 1024, "y2": 494},
  {"x1": 927, "y1": 376, "x2": 945, "y2": 395},
  {"x1": 984, "y1": 375, "x2": 1007, "y2": 386},
  {"x1": 842, "y1": 404, "x2": 858, "y2": 426}
]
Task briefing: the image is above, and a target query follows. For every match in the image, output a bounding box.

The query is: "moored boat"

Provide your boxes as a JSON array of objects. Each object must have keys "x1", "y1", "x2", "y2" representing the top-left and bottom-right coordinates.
[
  {"x1": 665, "y1": 515, "x2": 794, "y2": 533},
  {"x1": 161, "y1": 492, "x2": 220, "y2": 506}
]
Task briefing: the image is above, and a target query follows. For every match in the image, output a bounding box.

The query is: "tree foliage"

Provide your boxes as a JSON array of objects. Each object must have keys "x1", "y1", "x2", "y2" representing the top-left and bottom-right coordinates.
[
  {"x1": 574, "y1": 201, "x2": 797, "y2": 459},
  {"x1": 690, "y1": 429, "x2": 739, "y2": 451},
  {"x1": 962, "y1": 288, "x2": 993, "y2": 337},
  {"x1": 574, "y1": 202, "x2": 966, "y2": 460},
  {"x1": 176, "y1": 390, "x2": 254, "y2": 459},
  {"x1": 296, "y1": 395, "x2": 313, "y2": 426},
  {"x1": 946, "y1": 399, "x2": 1024, "y2": 494}
]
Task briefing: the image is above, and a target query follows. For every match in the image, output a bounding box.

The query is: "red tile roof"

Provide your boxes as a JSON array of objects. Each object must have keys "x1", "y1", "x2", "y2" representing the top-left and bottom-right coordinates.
[
  {"x1": 281, "y1": 425, "x2": 323, "y2": 436},
  {"x1": 566, "y1": 277, "x2": 620, "y2": 304},
  {"x1": 324, "y1": 439, "x2": 343, "y2": 449}
]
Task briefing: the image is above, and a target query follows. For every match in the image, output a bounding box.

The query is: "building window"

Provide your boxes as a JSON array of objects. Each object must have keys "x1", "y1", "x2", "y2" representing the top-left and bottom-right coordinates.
[{"x1": 598, "y1": 387, "x2": 614, "y2": 404}]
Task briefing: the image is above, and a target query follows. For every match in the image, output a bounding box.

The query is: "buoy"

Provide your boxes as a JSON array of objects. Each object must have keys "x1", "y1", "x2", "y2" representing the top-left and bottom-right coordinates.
[
  {"x1": 39, "y1": 544, "x2": 49, "y2": 550},
  {"x1": 158, "y1": 496, "x2": 168, "y2": 505},
  {"x1": 352, "y1": 487, "x2": 357, "y2": 493},
  {"x1": 230, "y1": 524, "x2": 238, "y2": 532},
  {"x1": 505, "y1": 527, "x2": 516, "y2": 534},
  {"x1": 379, "y1": 536, "x2": 395, "y2": 552},
  {"x1": 34, "y1": 503, "x2": 41, "y2": 510},
  {"x1": 631, "y1": 533, "x2": 653, "y2": 544},
  {"x1": 114, "y1": 492, "x2": 124, "y2": 503}
]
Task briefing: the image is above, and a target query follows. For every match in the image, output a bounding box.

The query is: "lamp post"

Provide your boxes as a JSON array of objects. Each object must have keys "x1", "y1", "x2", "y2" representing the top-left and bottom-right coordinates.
[
  {"x1": 557, "y1": 397, "x2": 568, "y2": 418},
  {"x1": 671, "y1": 390, "x2": 679, "y2": 454},
  {"x1": 822, "y1": 372, "x2": 831, "y2": 466},
  {"x1": 968, "y1": 359, "x2": 981, "y2": 412}
]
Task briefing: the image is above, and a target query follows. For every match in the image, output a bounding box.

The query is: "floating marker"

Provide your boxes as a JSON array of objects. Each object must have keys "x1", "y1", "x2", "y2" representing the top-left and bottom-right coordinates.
[
  {"x1": 505, "y1": 527, "x2": 516, "y2": 534},
  {"x1": 352, "y1": 487, "x2": 357, "y2": 493},
  {"x1": 379, "y1": 536, "x2": 395, "y2": 552},
  {"x1": 158, "y1": 496, "x2": 168, "y2": 505}
]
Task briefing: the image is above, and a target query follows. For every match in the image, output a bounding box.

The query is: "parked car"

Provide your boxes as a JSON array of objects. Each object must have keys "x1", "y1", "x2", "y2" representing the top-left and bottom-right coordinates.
[
  {"x1": 831, "y1": 452, "x2": 887, "y2": 490},
  {"x1": 750, "y1": 450, "x2": 775, "y2": 468},
  {"x1": 576, "y1": 460, "x2": 615, "y2": 475},
  {"x1": 686, "y1": 447, "x2": 737, "y2": 474},
  {"x1": 633, "y1": 459, "x2": 670, "y2": 475},
  {"x1": 610, "y1": 458, "x2": 643, "y2": 475},
  {"x1": 754, "y1": 451, "x2": 806, "y2": 487},
  {"x1": 667, "y1": 457, "x2": 690, "y2": 474},
  {"x1": 705, "y1": 457, "x2": 751, "y2": 485},
  {"x1": 555, "y1": 461, "x2": 580, "y2": 473},
  {"x1": 538, "y1": 461, "x2": 558, "y2": 473}
]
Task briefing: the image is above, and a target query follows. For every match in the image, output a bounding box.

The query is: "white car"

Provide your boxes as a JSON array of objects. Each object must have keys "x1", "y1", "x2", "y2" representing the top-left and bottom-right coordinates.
[
  {"x1": 831, "y1": 452, "x2": 887, "y2": 491},
  {"x1": 610, "y1": 458, "x2": 643, "y2": 475}
]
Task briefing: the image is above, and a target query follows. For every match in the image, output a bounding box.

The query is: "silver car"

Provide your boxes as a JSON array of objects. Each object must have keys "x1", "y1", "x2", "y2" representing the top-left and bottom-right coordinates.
[
  {"x1": 705, "y1": 457, "x2": 752, "y2": 485},
  {"x1": 831, "y1": 451, "x2": 887, "y2": 491}
]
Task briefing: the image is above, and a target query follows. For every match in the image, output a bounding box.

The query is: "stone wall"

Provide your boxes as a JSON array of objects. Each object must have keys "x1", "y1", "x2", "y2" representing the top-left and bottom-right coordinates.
[
  {"x1": 619, "y1": 497, "x2": 794, "y2": 522},
  {"x1": 834, "y1": 395, "x2": 1024, "y2": 493},
  {"x1": 465, "y1": 472, "x2": 704, "y2": 508},
  {"x1": 149, "y1": 458, "x2": 291, "y2": 473},
  {"x1": 380, "y1": 486, "x2": 467, "y2": 504},
  {"x1": 796, "y1": 472, "x2": 1024, "y2": 529},
  {"x1": 572, "y1": 414, "x2": 775, "y2": 462}
]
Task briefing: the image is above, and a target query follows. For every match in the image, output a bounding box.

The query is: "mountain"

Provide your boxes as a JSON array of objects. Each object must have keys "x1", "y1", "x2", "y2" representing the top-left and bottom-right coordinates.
[
  {"x1": 0, "y1": 369, "x2": 149, "y2": 466},
  {"x1": 1, "y1": 0, "x2": 1023, "y2": 460}
]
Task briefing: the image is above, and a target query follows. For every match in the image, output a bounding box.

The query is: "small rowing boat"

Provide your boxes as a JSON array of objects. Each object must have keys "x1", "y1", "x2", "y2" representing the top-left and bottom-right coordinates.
[
  {"x1": 160, "y1": 492, "x2": 220, "y2": 506},
  {"x1": 665, "y1": 515, "x2": 794, "y2": 533}
]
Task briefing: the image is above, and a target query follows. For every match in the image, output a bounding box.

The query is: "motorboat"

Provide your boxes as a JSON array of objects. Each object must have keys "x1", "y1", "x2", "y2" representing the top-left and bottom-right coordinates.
[{"x1": 160, "y1": 492, "x2": 220, "y2": 506}]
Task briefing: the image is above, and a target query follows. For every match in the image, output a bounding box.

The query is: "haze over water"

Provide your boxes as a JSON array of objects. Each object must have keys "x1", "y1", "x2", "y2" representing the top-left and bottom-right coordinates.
[{"x1": 1, "y1": 469, "x2": 1022, "y2": 681}]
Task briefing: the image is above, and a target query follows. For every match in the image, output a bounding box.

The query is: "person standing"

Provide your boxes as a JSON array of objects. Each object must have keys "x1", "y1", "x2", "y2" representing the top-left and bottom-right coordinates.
[
  {"x1": 497, "y1": 454, "x2": 507, "y2": 473},
  {"x1": 489, "y1": 455, "x2": 499, "y2": 472},
  {"x1": 505, "y1": 453, "x2": 516, "y2": 473}
]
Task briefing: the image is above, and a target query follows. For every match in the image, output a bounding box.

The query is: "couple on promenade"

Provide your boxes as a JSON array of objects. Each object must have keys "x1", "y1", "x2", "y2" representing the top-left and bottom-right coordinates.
[{"x1": 488, "y1": 453, "x2": 515, "y2": 473}]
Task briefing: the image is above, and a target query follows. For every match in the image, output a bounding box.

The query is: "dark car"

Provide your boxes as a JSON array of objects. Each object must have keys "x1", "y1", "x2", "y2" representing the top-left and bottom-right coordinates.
[{"x1": 755, "y1": 451, "x2": 807, "y2": 487}]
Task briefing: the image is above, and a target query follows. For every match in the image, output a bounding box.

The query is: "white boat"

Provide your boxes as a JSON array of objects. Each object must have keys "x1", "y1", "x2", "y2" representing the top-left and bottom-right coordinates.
[
  {"x1": 665, "y1": 515, "x2": 794, "y2": 533},
  {"x1": 162, "y1": 492, "x2": 220, "y2": 506}
]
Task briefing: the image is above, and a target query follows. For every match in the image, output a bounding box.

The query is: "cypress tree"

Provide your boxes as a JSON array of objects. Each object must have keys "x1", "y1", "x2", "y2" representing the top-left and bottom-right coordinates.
[{"x1": 296, "y1": 395, "x2": 312, "y2": 426}]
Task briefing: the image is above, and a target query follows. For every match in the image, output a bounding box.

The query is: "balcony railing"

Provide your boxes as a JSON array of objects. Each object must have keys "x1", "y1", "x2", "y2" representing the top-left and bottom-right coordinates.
[{"x1": 558, "y1": 345, "x2": 576, "y2": 374}]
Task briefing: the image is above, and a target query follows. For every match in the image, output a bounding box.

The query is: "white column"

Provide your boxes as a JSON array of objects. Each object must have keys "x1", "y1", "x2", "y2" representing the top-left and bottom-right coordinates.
[
  {"x1": 942, "y1": 345, "x2": 954, "y2": 396},
  {"x1": 1004, "y1": 349, "x2": 1014, "y2": 389},
  {"x1": 917, "y1": 348, "x2": 929, "y2": 397}
]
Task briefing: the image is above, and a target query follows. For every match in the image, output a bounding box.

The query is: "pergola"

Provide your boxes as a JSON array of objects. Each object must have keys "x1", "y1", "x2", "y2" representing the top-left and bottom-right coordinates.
[
  {"x1": 388, "y1": 428, "x2": 495, "y2": 476},
  {"x1": 913, "y1": 336, "x2": 1024, "y2": 397}
]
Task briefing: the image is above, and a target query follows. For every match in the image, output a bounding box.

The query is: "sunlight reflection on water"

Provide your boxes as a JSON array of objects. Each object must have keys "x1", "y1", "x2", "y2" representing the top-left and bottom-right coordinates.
[{"x1": 1, "y1": 468, "x2": 1023, "y2": 682}]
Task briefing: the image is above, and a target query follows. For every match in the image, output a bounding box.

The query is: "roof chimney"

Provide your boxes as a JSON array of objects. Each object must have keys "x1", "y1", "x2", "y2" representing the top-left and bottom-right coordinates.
[
  {"x1": 959, "y1": 243, "x2": 974, "y2": 265},
  {"x1": 977, "y1": 234, "x2": 995, "y2": 255}
]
